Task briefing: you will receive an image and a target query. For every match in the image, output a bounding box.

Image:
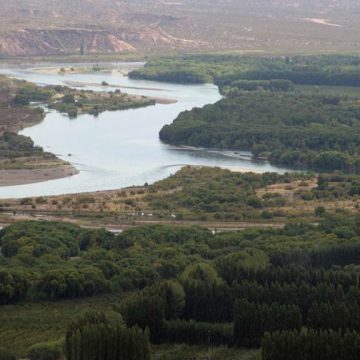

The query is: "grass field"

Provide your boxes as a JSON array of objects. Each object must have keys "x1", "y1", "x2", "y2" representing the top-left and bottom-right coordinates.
[
  {"x1": 152, "y1": 344, "x2": 260, "y2": 360},
  {"x1": 0, "y1": 293, "x2": 123, "y2": 357}
]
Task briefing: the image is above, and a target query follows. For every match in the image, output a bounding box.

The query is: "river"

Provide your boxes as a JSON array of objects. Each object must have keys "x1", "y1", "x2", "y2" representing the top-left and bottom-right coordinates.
[{"x1": 0, "y1": 63, "x2": 288, "y2": 198}]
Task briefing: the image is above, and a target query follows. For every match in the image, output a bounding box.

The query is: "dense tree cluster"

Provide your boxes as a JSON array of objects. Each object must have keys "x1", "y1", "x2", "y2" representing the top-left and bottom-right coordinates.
[
  {"x1": 1, "y1": 214, "x2": 359, "y2": 303},
  {"x1": 129, "y1": 67, "x2": 212, "y2": 84},
  {"x1": 230, "y1": 79, "x2": 295, "y2": 92},
  {"x1": 65, "y1": 312, "x2": 150, "y2": 360},
  {"x1": 37, "y1": 267, "x2": 109, "y2": 300},
  {"x1": 159, "y1": 92, "x2": 360, "y2": 172},
  {"x1": 1, "y1": 215, "x2": 360, "y2": 358},
  {"x1": 262, "y1": 329, "x2": 360, "y2": 360},
  {"x1": 129, "y1": 54, "x2": 360, "y2": 91},
  {"x1": 0, "y1": 270, "x2": 28, "y2": 305},
  {"x1": 131, "y1": 55, "x2": 360, "y2": 173},
  {"x1": 233, "y1": 299, "x2": 302, "y2": 347}
]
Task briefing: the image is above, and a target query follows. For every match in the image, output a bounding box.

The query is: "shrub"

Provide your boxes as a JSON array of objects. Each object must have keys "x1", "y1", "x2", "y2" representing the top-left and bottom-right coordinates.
[
  {"x1": 28, "y1": 339, "x2": 63, "y2": 360},
  {"x1": 315, "y1": 206, "x2": 326, "y2": 217},
  {"x1": 13, "y1": 93, "x2": 30, "y2": 106},
  {"x1": 0, "y1": 348, "x2": 16, "y2": 360}
]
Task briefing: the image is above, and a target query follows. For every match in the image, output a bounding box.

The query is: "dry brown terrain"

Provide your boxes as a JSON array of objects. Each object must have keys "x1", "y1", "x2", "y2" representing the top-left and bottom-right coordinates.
[
  {"x1": 256, "y1": 179, "x2": 359, "y2": 218},
  {"x1": 0, "y1": 0, "x2": 359, "y2": 57}
]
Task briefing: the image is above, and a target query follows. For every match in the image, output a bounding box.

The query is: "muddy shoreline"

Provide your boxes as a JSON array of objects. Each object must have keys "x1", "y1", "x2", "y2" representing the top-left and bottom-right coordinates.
[{"x1": 0, "y1": 165, "x2": 79, "y2": 187}]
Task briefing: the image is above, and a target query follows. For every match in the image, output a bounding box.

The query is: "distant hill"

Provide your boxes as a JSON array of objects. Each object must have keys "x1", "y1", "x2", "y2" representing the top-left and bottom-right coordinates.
[{"x1": 0, "y1": 0, "x2": 359, "y2": 57}]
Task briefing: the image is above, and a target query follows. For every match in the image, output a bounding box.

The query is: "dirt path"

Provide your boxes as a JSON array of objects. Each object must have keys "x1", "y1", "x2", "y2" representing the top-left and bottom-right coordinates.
[{"x1": 0, "y1": 211, "x2": 285, "y2": 233}]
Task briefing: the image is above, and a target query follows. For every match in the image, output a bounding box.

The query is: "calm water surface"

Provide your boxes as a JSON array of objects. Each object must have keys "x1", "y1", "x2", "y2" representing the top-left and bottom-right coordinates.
[{"x1": 0, "y1": 63, "x2": 288, "y2": 198}]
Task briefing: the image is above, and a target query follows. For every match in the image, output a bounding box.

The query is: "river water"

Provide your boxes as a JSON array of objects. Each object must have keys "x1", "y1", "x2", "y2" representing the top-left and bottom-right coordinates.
[{"x1": 0, "y1": 63, "x2": 288, "y2": 198}]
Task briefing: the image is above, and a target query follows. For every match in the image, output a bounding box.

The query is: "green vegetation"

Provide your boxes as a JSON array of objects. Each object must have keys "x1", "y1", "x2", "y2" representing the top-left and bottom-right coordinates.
[
  {"x1": 0, "y1": 294, "x2": 122, "y2": 356},
  {"x1": 2, "y1": 166, "x2": 358, "y2": 226},
  {"x1": 0, "y1": 73, "x2": 154, "y2": 177},
  {"x1": 48, "y1": 88, "x2": 155, "y2": 118},
  {"x1": 11, "y1": 81, "x2": 155, "y2": 118},
  {"x1": 160, "y1": 92, "x2": 360, "y2": 172},
  {"x1": 148, "y1": 167, "x2": 311, "y2": 221},
  {"x1": 231, "y1": 79, "x2": 295, "y2": 92},
  {"x1": 3, "y1": 54, "x2": 360, "y2": 359},
  {"x1": 130, "y1": 55, "x2": 360, "y2": 91},
  {"x1": 132, "y1": 55, "x2": 360, "y2": 173},
  {"x1": 262, "y1": 330, "x2": 360, "y2": 360},
  {"x1": 28, "y1": 339, "x2": 63, "y2": 360},
  {"x1": 1, "y1": 213, "x2": 360, "y2": 357},
  {"x1": 0, "y1": 132, "x2": 49, "y2": 159},
  {"x1": 152, "y1": 344, "x2": 259, "y2": 360},
  {"x1": 0, "y1": 131, "x2": 64, "y2": 172},
  {"x1": 65, "y1": 312, "x2": 150, "y2": 360},
  {"x1": 0, "y1": 348, "x2": 15, "y2": 360},
  {"x1": 13, "y1": 81, "x2": 55, "y2": 104}
]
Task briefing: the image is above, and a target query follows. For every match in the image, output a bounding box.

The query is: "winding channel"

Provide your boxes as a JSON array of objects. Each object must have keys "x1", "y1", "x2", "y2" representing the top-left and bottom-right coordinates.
[{"x1": 0, "y1": 62, "x2": 289, "y2": 198}]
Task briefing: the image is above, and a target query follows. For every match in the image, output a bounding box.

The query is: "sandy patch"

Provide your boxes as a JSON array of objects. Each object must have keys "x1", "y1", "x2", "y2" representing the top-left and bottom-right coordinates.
[
  {"x1": 306, "y1": 18, "x2": 342, "y2": 27},
  {"x1": 150, "y1": 96, "x2": 177, "y2": 104},
  {"x1": 64, "y1": 81, "x2": 177, "y2": 104},
  {"x1": 28, "y1": 64, "x2": 142, "y2": 76},
  {"x1": 0, "y1": 165, "x2": 79, "y2": 186},
  {"x1": 64, "y1": 80, "x2": 166, "y2": 92}
]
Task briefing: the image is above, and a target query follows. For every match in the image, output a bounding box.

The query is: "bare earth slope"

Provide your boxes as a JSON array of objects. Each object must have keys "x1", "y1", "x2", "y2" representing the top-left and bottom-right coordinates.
[{"x1": 0, "y1": 0, "x2": 359, "y2": 56}]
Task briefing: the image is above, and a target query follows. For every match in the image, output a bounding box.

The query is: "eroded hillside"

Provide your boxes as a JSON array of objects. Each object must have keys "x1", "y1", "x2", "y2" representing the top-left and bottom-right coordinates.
[{"x1": 0, "y1": 0, "x2": 359, "y2": 56}]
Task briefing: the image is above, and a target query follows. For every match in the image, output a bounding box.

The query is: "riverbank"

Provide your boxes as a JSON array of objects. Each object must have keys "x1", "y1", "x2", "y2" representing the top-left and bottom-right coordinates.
[
  {"x1": 0, "y1": 164, "x2": 78, "y2": 186},
  {"x1": 0, "y1": 63, "x2": 284, "y2": 199},
  {"x1": 0, "y1": 166, "x2": 358, "y2": 232},
  {"x1": 0, "y1": 62, "x2": 180, "y2": 187},
  {"x1": 0, "y1": 75, "x2": 79, "y2": 186}
]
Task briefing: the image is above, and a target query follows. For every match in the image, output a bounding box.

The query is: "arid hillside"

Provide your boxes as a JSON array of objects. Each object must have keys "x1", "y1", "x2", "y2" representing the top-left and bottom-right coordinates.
[{"x1": 0, "y1": 0, "x2": 359, "y2": 56}]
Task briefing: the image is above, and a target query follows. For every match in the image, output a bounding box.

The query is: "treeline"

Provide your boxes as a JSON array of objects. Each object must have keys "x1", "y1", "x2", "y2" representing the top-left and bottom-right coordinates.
[
  {"x1": 217, "y1": 68, "x2": 360, "y2": 89},
  {"x1": 115, "y1": 221, "x2": 360, "y2": 348},
  {"x1": 65, "y1": 312, "x2": 150, "y2": 360},
  {"x1": 159, "y1": 91, "x2": 360, "y2": 172},
  {"x1": 0, "y1": 132, "x2": 52, "y2": 163},
  {"x1": 2, "y1": 216, "x2": 360, "y2": 357},
  {"x1": 133, "y1": 55, "x2": 360, "y2": 173},
  {"x1": 112, "y1": 215, "x2": 360, "y2": 351},
  {"x1": 230, "y1": 79, "x2": 295, "y2": 92},
  {"x1": 1, "y1": 214, "x2": 360, "y2": 303},
  {"x1": 262, "y1": 329, "x2": 360, "y2": 360},
  {"x1": 129, "y1": 54, "x2": 360, "y2": 90},
  {"x1": 129, "y1": 67, "x2": 212, "y2": 84},
  {"x1": 117, "y1": 265, "x2": 360, "y2": 347}
]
